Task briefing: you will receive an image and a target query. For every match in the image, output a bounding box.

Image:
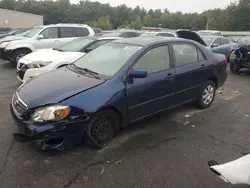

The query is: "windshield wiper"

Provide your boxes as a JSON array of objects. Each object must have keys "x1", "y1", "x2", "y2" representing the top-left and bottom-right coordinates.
[
  {"x1": 53, "y1": 48, "x2": 64, "y2": 52},
  {"x1": 70, "y1": 64, "x2": 101, "y2": 79}
]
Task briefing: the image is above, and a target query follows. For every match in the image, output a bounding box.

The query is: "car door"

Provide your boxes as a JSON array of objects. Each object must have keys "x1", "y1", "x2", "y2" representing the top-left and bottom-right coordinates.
[
  {"x1": 126, "y1": 44, "x2": 176, "y2": 122},
  {"x1": 33, "y1": 27, "x2": 60, "y2": 49},
  {"x1": 172, "y1": 42, "x2": 207, "y2": 104},
  {"x1": 58, "y1": 27, "x2": 77, "y2": 46}
]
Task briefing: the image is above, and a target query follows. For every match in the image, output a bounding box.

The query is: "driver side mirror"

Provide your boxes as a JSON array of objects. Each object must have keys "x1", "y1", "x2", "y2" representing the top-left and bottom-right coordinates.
[
  {"x1": 85, "y1": 48, "x2": 93, "y2": 53},
  {"x1": 128, "y1": 69, "x2": 147, "y2": 79},
  {"x1": 211, "y1": 43, "x2": 219, "y2": 48},
  {"x1": 37, "y1": 35, "x2": 44, "y2": 40}
]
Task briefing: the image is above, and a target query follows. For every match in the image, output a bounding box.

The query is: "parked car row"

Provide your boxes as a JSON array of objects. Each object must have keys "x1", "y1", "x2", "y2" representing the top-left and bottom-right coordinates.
[{"x1": 8, "y1": 29, "x2": 228, "y2": 151}]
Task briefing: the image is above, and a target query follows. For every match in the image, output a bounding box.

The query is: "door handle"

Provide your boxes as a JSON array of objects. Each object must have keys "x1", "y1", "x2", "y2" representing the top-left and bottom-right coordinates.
[
  {"x1": 55, "y1": 39, "x2": 59, "y2": 42},
  {"x1": 201, "y1": 64, "x2": 205, "y2": 67},
  {"x1": 166, "y1": 73, "x2": 173, "y2": 77}
]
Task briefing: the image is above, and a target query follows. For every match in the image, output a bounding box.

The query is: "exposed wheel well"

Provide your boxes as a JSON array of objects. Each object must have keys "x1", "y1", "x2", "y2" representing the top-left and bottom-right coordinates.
[
  {"x1": 13, "y1": 48, "x2": 32, "y2": 53},
  {"x1": 208, "y1": 77, "x2": 218, "y2": 88},
  {"x1": 97, "y1": 107, "x2": 122, "y2": 127}
]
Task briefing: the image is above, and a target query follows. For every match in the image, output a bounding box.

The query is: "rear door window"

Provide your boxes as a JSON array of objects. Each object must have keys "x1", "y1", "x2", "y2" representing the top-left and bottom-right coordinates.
[
  {"x1": 75, "y1": 27, "x2": 90, "y2": 37},
  {"x1": 172, "y1": 43, "x2": 199, "y2": 67},
  {"x1": 60, "y1": 27, "x2": 76, "y2": 38}
]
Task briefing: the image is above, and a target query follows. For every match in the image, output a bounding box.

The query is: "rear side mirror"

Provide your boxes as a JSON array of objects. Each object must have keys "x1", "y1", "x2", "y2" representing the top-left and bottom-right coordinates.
[
  {"x1": 37, "y1": 35, "x2": 44, "y2": 40},
  {"x1": 129, "y1": 69, "x2": 147, "y2": 79},
  {"x1": 211, "y1": 43, "x2": 219, "y2": 48}
]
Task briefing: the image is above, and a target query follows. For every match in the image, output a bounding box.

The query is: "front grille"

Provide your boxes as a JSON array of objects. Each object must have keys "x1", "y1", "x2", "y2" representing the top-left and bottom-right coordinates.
[{"x1": 12, "y1": 93, "x2": 28, "y2": 117}]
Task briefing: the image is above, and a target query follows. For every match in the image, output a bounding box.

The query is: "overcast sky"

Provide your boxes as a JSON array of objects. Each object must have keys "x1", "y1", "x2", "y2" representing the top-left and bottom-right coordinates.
[{"x1": 70, "y1": 0, "x2": 235, "y2": 13}]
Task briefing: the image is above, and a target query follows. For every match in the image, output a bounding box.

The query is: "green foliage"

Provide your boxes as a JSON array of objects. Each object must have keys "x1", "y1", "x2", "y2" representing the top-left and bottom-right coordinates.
[
  {"x1": 91, "y1": 16, "x2": 113, "y2": 30},
  {"x1": 0, "y1": 0, "x2": 249, "y2": 31}
]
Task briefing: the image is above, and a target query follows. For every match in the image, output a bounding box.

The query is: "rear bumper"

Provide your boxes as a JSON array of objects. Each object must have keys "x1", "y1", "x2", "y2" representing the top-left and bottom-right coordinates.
[{"x1": 218, "y1": 71, "x2": 228, "y2": 88}]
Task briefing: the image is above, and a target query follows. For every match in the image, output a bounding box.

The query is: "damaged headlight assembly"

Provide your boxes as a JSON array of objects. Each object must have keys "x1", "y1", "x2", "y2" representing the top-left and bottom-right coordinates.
[{"x1": 31, "y1": 105, "x2": 71, "y2": 123}]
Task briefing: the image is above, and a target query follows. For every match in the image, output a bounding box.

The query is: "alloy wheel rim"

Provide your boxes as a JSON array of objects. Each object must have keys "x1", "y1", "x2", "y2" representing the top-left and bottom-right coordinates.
[{"x1": 202, "y1": 85, "x2": 214, "y2": 105}]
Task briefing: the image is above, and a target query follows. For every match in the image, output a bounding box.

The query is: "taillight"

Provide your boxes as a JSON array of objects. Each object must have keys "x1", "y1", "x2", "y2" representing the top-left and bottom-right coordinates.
[{"x1": 224, "y1": 59, "x2": 228, "y2": 65}]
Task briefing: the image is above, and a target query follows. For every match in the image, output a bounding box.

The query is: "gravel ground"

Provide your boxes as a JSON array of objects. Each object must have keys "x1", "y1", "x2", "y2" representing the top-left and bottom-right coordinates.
[{"x1": 0, "y1": 60, "x2": 250, "y2": 188}]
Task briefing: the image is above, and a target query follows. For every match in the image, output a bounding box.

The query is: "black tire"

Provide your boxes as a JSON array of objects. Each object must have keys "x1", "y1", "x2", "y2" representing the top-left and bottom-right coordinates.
[
  {"x1": 11, "y1": 49, "x2": 31, "y2": 66},
  {"x1": 85, "y1": 109, "x2": 120, "y2": 149},
  {"x1": 197, "y1": 81, "x2": 216, "y2": 109},
  {"x1": 230, "y1": 62, "x2": 241, "y2": 73}
]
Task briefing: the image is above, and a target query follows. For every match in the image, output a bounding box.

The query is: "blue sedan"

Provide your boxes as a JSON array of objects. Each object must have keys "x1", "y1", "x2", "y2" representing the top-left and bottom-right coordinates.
[{"x1": 10, "y1": 36, "x2": 228, "y2": 150}]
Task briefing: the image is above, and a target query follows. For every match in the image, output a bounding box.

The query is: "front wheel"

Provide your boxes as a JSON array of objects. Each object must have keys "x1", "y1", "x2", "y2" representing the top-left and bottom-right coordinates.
[
  {"x1": 11, "y1": 49, "x2": 31, "y2": 66},
  {"x1": 197, "y1": 81, "x2": 216, "y2": 109},
  {"x1": 230, "y1": 62, "x2": 241, "y2": 73},
  {"x1": 85, "y1": 109, "x2": 120, "y2": 149}
]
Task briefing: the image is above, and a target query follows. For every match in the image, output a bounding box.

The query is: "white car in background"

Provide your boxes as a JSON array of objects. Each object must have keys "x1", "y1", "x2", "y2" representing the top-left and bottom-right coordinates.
[
  {"x1": 0, "y1": 23, "x2": 94, "y2": 65},
  {"x1": 140, "y1": 31, "x2": 177, "y2": 37},
  {"x1": 16, "y1": 36, "x2": 121, "y2": 82}
]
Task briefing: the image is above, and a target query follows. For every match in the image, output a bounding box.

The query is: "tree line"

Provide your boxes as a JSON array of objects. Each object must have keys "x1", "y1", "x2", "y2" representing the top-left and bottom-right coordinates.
[{"x1": 0, "y1": 0, "x2": 250, "y2": 31}]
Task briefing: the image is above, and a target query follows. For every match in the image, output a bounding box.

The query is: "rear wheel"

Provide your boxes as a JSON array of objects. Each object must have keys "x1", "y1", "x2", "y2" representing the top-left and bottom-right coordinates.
[
  {"x1": 11, "y1": 49, "x2": 31, "y2": 66},
  {"x1": 197, "y1": 81, "x2": 216, "y2": 109},
  {"x1": 230, "y1": 62, "x2": 241, "y2": 73},
  {"x1": 85, "y1": 109, "x2": 120, "y2": 149}
]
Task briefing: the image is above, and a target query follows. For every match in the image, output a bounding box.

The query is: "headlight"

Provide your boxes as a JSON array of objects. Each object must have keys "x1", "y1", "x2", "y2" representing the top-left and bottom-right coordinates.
[
  {"x1": 28, "y1": 61, "x2": 52, "y2": 68},
  {"x1": 31, "y1": 105, "x2": 71, "y2": 123},
  {"x1": 0, "y1": 42, "x2": 10, "y2": 48}
]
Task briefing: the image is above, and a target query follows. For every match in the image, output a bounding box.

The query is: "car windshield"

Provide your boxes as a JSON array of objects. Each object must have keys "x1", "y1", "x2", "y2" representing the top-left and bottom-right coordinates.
[
  {"x1": 202, "y1": 37, "x2": 213, "y2": 45},
  {"x1": 19, "y1": 30, "x2": 30, "y2": 36},
  {"x1": 140, "y1": 32, "x2": 156, "y2": 36},
  {"x1": 73, "y1": 42, "x2": 141, "y2": 78},
  {"x1": 238, "y1": 36, "x2": 250, "y2": 45},
  {"x1": 24, "y1": 27, "x2": 43, "y2": 38},
  {"x1": 59, "y1": 38, "x2": 94, "y2": 52}
]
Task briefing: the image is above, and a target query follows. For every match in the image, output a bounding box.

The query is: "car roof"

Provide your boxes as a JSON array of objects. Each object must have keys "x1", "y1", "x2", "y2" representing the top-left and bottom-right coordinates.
[{"x1": 112, "y1": 36, "x2": 188, "y2": 46}]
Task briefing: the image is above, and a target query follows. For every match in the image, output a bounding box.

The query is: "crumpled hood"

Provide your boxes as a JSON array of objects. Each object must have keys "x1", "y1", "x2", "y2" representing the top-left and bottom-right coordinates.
[
  {"x1": 176, "y1": 30, "x2": 207, "y2": 46},
  {"x1": 17, "y1": 67, "x2": 105, "y2": 108},
  {"x1": 0, "y1": 35, "x2": 27, "y2": 43},
  {"x1": 21, "y1": 49, "x2": 85, "y2": 64}
]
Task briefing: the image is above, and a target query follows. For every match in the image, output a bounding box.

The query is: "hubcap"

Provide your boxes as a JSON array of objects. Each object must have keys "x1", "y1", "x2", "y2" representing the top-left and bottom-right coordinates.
[
  {"x1": 16, "y1": 54, "x2": 25, "y2": 63},
  {"x1": 202, "y1": 85, "x2": 214, "y2": 105}
]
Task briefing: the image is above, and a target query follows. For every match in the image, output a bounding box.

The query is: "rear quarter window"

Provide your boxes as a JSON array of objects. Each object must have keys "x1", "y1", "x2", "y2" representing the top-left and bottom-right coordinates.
[{"x1": 74, "y1": 27, "x2": 90, "y2": 37}]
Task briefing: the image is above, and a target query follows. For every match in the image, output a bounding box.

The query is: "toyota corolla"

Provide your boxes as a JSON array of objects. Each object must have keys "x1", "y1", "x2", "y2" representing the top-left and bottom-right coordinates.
[{"x1": 10, "y1": 35, "x2": 228, "y2": 151}]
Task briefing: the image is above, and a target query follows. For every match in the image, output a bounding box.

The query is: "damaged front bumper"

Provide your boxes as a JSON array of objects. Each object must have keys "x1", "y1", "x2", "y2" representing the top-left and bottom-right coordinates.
[{"x1": 10, "y1": 104, "x2": 88, "y2": 151}]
